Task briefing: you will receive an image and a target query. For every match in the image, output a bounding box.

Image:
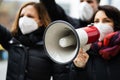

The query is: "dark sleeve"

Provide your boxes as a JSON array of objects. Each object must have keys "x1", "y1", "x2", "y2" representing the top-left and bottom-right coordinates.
[
  {"x1": 52, "y1": 63, "x2": 70, "y2": 80},
  {"x1": 0, "y1": 24, "x2": 12, "y2": 49},
  {"x1": 68, "y1": 62, "x2": 89, "y2": 80},
  {"x1": 40, "y1": 0, "x2": 80, "y2": 28},
  {"x1": 40, "y1": 0, "x2": 69, "y2": 21}
]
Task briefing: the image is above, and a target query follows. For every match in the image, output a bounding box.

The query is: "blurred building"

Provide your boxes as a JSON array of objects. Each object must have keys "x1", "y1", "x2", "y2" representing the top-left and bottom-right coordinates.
[
  {"x1": 0, "y1": 0, "x2": 39, "y2": 30},
  {"x1": 0, "y1": 0, "x2": 21, "y2": 30}
]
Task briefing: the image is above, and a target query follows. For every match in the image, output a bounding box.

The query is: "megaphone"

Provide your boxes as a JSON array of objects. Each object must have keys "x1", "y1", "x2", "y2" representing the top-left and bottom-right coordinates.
[{"x1": 44, "y1": 20, "x2": 113, "y2": 64}]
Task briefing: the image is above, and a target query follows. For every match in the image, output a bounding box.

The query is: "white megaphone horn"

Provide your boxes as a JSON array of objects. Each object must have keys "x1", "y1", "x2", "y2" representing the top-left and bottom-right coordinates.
[{"x1": 44, "y1": 20, "x2": 113, "y2": 64}]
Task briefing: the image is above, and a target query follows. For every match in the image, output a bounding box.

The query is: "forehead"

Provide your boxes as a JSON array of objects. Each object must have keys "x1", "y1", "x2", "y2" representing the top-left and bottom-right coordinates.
[
  {"x1": 20, "y1": 5, "x2": 37, "y2": 15},
  {"x1": 80, "y1": 0, "x2": 96, "y2": 2},
  {"x1": 95, "y1": 10, "x2": 108, "y2": 19}
]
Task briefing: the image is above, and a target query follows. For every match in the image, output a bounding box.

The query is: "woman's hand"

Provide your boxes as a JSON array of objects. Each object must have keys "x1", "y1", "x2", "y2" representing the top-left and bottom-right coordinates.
[{"x1": 73, "y1": 48, "x2": 89, "y2": 68}]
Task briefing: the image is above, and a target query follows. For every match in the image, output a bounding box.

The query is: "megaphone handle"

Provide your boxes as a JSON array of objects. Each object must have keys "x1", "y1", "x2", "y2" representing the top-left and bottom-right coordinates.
[{"x1": 82, "y1": 44, "x2": 91, "y2": 52}]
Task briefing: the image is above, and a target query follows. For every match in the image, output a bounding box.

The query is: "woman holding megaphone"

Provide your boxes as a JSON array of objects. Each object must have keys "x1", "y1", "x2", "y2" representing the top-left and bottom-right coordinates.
[{"x1": 73, "y1": 5, "x2": 120, "y2": 80}]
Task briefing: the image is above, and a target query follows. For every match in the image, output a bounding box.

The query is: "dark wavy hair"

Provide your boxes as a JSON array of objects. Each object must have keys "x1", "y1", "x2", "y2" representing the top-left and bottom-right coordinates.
[{"x1": 91, "y1": 5, "x2": 120, "y2": 31}]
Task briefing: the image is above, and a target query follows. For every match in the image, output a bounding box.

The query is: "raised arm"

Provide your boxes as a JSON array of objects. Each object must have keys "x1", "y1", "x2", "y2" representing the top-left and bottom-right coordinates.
[
  {"x1": 0, "y1": 24, "x2": 12, "y2": 49},
  {"x1": 40, "y1": 0, "x2": 70, "y2": 21},
  {"x1": 40, "y1": 0, "x2": 79, "y2": 28}
]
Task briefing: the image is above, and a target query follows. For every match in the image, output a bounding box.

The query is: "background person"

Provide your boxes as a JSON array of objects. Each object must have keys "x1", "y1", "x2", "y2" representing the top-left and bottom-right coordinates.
[
  {"x1": 40, "y1": 0, "x2": 101, "y2": 28},
  {"x1": 40, "y1": 0, "x2": 79, "y2": 28},
  {"x1": 78, "y1": 0, "x2": 100, "y2": 27}
]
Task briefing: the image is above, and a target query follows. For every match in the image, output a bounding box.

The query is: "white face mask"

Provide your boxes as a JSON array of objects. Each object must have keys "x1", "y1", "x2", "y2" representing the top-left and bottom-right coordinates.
[
  {"x1": 94, "y1": 23, "x2": 114, "y2": 41},
  {"x1": 19, "y1": 16, "x2": 38, "y2": 34},
  {"x1": 79, "y1": 2, "x2": 94, "y2": 21}
]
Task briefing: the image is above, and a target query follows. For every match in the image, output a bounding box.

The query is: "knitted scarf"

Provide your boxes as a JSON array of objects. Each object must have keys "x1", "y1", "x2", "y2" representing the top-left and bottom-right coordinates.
[{"x1": 91, "y1": 31, "x2": 120, "y2": 60}]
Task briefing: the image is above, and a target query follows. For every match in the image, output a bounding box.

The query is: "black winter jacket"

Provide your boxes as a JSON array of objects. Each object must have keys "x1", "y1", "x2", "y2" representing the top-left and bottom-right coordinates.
[
  {"x1": 0, "y1": 25, "x2": 70, "y2": 80},
  {"x1": 84, "y1": 49, "x2": 120, "y2": 80}
]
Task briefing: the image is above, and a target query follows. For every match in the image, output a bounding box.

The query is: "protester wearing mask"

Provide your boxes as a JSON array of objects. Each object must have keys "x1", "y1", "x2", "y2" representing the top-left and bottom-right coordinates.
[
  {"x1": 40, "y1": 0, "x2": 80, "y2": 28},
  {"x1": 79, "y1": 1, "x2": 94, "y2": 21},
  {"x1": 40, "y1": 0, "x2": 100, "y2": 28},
  {"x1": 0, "y1": 2, "x2": 71, "y2": 80},
  {"x1": 78, "y1": 0, "x2": 100, "y2": 27},
  {"x1": 73, "y1": 5, "x2": 120, "y2": 80}
]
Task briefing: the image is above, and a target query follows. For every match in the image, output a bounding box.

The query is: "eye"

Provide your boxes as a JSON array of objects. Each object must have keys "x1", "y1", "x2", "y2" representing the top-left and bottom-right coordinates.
[
  {"x1": 27, "y1": 14, "x2": 35, "y2": 19},
  {"x1": 94, "y1": 20, "x2": 99, "y2": 23},
  {"x1": 80, "y1": 0, "x2": 84, "y2": 2},
  {"x1": 87, "y1": 1, "x2": 93, "y2": 4},
  {"x1": 103, "y1": 19, "x2": 113, "y2": 23}
]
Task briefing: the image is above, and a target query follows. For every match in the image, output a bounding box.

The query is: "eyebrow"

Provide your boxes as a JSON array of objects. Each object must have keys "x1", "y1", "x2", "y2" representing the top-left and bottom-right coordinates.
[
  {"x1": 86, "y1": 0, "x2": 93, "y2": 1},
  {"x1": 103, "y1": 17, "x2": 112, "y2": 20},
  {"x1": 80, "y1": 0, "x2": 93, "y2": 2}
]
